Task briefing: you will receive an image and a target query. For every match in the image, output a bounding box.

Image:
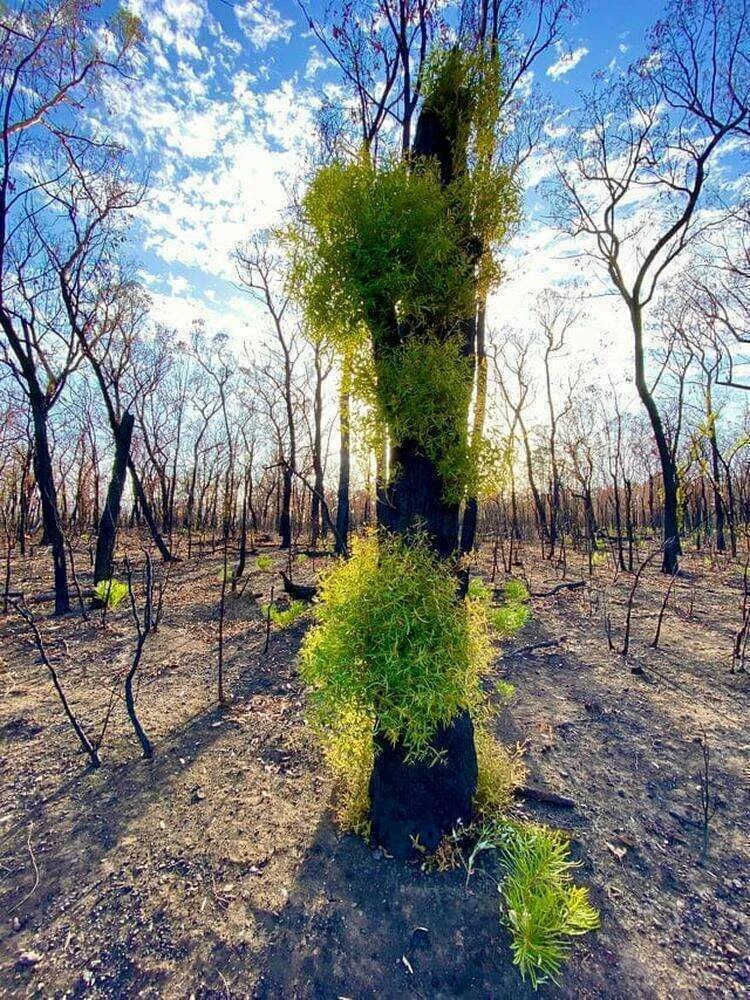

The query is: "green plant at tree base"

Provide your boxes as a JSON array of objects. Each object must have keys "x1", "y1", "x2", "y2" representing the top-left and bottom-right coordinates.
[
  {"x1": 261, "y1": 599, "x2": 306, "y2": 628},
  {"x1": 93, "y1": 578, "x2": 129, "y2": 610},
  {"x1": 255, "y1": 554, "x2": 272, "y2": 571}
]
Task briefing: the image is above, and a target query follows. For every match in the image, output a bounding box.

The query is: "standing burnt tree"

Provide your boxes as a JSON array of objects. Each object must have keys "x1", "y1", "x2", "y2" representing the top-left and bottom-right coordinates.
[
  {"x1": 293, "y1": 45, "x2": 518, "y2": 857},
  {"x1": 554, "y1": 0, "x2": 750, "y2": 573},
  {"x1": 0, "y1": 1, "x2": 141, "y2": 613}
]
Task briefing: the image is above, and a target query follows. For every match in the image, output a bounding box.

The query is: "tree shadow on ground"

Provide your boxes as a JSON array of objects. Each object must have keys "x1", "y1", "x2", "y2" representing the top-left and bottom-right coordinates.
[
  {"x1": 239, "y1": 801, "x2": 650, "y2": 1000},
  {"x1": 0, "y1": 625, "x2": 297, "y2": 943},
  {"x1": 1, "y1": 616, "x2": 661, "y2": 998}
]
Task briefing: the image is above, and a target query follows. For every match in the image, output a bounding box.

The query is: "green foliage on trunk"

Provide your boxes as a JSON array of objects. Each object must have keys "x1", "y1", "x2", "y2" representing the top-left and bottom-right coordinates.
[
  {"x1": 291, "y1": 156, "x2": 475, "y2": 345},
  {"x1": 300, "y1": 535, "x2": 530, "y2": 829},
  {"x1": 284, "y1": 48, "x2": 519, "y2": 505},
  {"x1": 301, "y1": 533, "x2": 491, "y2": 761}
]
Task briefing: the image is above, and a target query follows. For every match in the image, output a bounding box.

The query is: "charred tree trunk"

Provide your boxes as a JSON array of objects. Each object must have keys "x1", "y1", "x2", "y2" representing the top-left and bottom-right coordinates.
[
  {"x1": 30, "y1": 388, "x2": 70, "y2": 615},
  {"x1": 233, "y1": 470, "x2": 250, "y2": 588},
  {"x1": 705, "y1": 381, "x2": 726, "y2": 554},
  {"x1": 127, "y1": 459, "x2": 173, "y2": 562},
  {"x1": 368, "y1": 101, "x2": 478, "y2": 860},
  {"x1": 92, "y1": 412, "x2": 134, "y2": 599},
  {"x1": 278, "y1": 464, "x2": 292, "y2": 550},
  {"x1": 369, "y1": 710, "x2": 477, "y2": 856},
  {"x1": 334, "y1": 363, "x2": 351, "y2": 557},
  {"x1": 632, "y1": 308, "x2": 681, "y2": 574}
]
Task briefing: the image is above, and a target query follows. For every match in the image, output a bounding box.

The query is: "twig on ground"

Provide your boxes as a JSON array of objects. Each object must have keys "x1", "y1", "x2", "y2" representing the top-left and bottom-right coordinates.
[
  {"x1": 531, "y1": 580, "x2": 585, "y2": 598},
  {"x1": 509, "y1": 638, "x2": 565, "y2": 656},
  {"x1": 8, "y1": 822, "x2": 40, "y2": 914}
]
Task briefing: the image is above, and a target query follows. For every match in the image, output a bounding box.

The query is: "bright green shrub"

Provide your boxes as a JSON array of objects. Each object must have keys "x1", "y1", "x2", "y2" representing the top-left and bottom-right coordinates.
[
  {"x1": 300, "y1": 540, "x2": 532, "y2": 831},
  {"x1": 467, "y1": 576, "x2": 493, "y2": 602},
  {"x1": 491, "y1": 603, "x2": 531, "y2": 635},
  {"x1": 503, "y1": 579, "x2": 529, "y2": 603},
  {"x1": 467, "y1": 576, "x2": 531, "y2": 637},
  {"x1": 491, "y1": 579, "x2": 531, "y2": 636},
  {"x1": 496, "y1": 821, "x2": 600, "y2": 988},
  {"x1": 301, "y1": 533, "x2": 492, "y2": 762},
  {"x1": 261, "y1": 599, "x2": 306, "y2": 628},
  {"x1": 256, "y1": 554, "x2": 272, "y2": 571},
  {"x1": 93, "y1": 578, "x2": 129, "y2": 610},
  {"x1": 291, "y1": 156, "x2": 475, "y2": 346},
  {"x1": 474, "y1": 723, "x2": 526, "y2": 815}
]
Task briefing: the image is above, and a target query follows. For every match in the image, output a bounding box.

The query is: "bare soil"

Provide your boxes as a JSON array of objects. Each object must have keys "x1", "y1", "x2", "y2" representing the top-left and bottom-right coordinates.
[{"x1": 0, "y1": 537, "x2": 748, "y2": 998}]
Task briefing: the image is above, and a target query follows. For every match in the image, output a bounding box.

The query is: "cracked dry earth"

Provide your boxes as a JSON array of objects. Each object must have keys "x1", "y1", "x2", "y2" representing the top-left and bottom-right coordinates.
[{"x1": 0, "y1": 540, "x2": 748, "y2": 998}]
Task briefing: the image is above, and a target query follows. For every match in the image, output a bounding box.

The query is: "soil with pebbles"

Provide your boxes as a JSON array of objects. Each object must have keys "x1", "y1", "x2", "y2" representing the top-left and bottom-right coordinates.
[{"x1": 0, "y1": 536, "x2": 748, "y2": 998}]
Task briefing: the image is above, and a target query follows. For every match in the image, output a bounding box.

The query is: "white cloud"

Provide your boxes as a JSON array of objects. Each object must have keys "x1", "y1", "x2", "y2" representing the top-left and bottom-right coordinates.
[
  {"x1": 129, "y1": 0, "x2": 208, "y2": 60},
  {"x1": 547, "y1": 44, "x2": 589, "y2": 80},
  {"x1": 107, "y1": 0, "x2": 315, "y2": 354},
  {"x1": 304, "y1": 47, "x2": 331, "y2": 80},
  {"x1": 167, "y1": 274, "x2": 190, "y2": 295},
  {"x1": 235, "y1": 0, "x2": 293, "y2": 49}
]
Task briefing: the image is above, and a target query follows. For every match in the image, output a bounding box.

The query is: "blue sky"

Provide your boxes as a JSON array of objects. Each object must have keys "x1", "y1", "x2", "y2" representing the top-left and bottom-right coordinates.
[{"x1": 93, "y1": 0, "x2": 713, "y2": 382}]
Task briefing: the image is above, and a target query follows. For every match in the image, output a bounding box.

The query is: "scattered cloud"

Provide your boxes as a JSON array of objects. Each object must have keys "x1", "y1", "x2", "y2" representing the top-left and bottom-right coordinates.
[
  {"x1": 547, "y1": 44, "x2": 589, "y2": 80},
  {"x1": 234, "y1": 0, "x2": 293, "y2": 49},
  {"x1": 305, "y1": 47, "x2": 331, "y2": 80}
]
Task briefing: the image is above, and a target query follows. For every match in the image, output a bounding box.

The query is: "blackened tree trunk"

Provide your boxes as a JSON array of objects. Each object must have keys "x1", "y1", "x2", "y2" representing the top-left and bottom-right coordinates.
[
  {"x1": 368, "y1": 102, "x2": 478, "y2": 860},
  {"x1": 0, "y1": 308, "x2": 70, "y2": 614},
  {"x1": 30, "y1": 388, "x2": 70, "y2": 614},
  {"x1": 92, "y1": 412, "x2": 134, "y2": 600},
  {"x1": 334, "y1": 362, "x2": 351, "y2": 557},
  {"x1": 705, "y1": 379, "x2": 726, "y2": 554},
  {"x1": 632, "y1": 308, "x2": 681, "y2": 573},
  {"x1": 279, "y1": 463, "x2": 293, "y2": 550},
  {"x1": 127, "y1": 459, "x2": 174, "y2": 562},
  {"x1": 233, "y1": 468, "x2": 251, "y2": 588}
]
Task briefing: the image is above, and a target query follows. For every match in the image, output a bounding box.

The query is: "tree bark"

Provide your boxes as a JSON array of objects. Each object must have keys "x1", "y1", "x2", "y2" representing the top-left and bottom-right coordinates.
[
  {"x1": 30, "y1": 389, "x2": 70, "y2": 614},
  {"x1": 278, "y1": 464, "x2": 293, "y2": 550},
  {"x1": 631, "y1": 306, "x2": 681, "y2": 573},
  {"x1": 92, "y1": 412, "x2": 134, "y2": 598},
  {"x1": 334, "y1": 361, "x2": 351, "y2": 557},
  {"x1": 705, "y1": 379, "x2": 726, "y2": 553},
  {"x1": 369, "y1": 97, "x2": 478, "y2": 859},
  {"x1": 127, "y1": 459, "x2": 174, "y2": 562}
]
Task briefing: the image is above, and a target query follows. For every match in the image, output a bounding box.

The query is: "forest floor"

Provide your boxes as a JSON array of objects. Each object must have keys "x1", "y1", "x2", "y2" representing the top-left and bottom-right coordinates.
[{"x1": 0, "y1": 534, "x2": 748, "y2": 999}]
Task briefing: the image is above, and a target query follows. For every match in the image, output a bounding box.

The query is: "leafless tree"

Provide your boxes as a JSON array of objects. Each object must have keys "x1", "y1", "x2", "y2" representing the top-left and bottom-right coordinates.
[
  {"x1": 553, "y1": 0, "x2": 750, "y2": 572},
  {"x1": 0, "y1": 1, "x2": 142, "y2": 611},
  {"x1": 237, "y1": 235, "x2": 300, "y2": 550}
]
